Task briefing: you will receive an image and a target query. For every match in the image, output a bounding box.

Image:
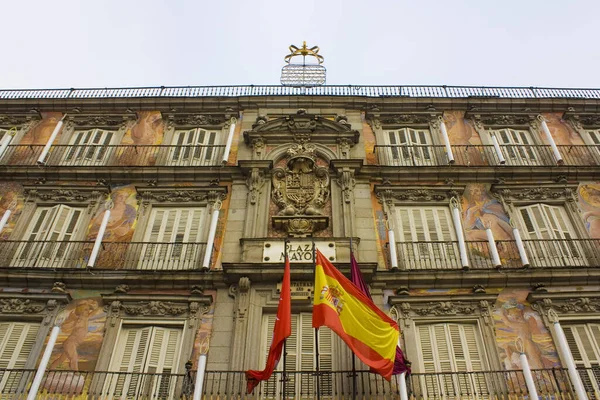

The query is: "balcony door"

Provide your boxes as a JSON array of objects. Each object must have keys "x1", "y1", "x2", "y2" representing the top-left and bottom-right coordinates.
[
  {"x1": 262, "y1": 313, "x2": 332, "y2": 399},
  {"x1": 105, "y1": 325, "x2": 183, "y2": 400},
  {"x1": 169, "y1": 129, "x2": 219, "y2": 166},
  {"x1": 517, "y1": 204, "x2": 585, "y2": 267},
  {"x1": 417, "y1": 323, "x2": 487, "y2": 399},
  {"x1": 493, "y1": 129, "x2": 539, "y2": 165},
  {"x1": 62, "y1": 129, "x2": 115, "y2": 165},
  {"x1": 0, "y1": 322, "x2": 39, "y2": 393},
  {"x1": 386, "y1": 129, "x2": 433, "y2": 166},
  {"x1": 395, "y1": 206, "x2": 457, "y2": 269},
  {"x1": 138, "y1": 207, "x2": 206, "y2": 270},
  {"x1": 563, "y1": 323, "x2": 600, "y2": 395},
  {"x1": 13, "y1": 205, "x2": 84, "y2": 268}
]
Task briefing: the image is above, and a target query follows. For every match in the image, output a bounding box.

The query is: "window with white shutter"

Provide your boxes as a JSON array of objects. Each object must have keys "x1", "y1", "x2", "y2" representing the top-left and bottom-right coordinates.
[
  {"x1": 417, "y1": 323, "x2": 487, "y2": 398},
  {"x1": 385, "y1": 128, "x2": 433, "y2": 166},
  {"x1": 563, "y1": 323, "x2": 600, "y2": 394},
  {"x1": 490, "y1": 129, "x2": 539, "y2": 165},
  {"x1": 394, "y1": 206, "x2": 458, "y2": 269},
  {"x1": 139, "y1": 207, "x2": 206, "y2": 270},
  {"x1": 517, "y1": 203, "x2": 585, "y2": 266},
  {"x1": 583, "y1": 130, "x2": 600, "y2": 162},
  {"x1": 261, "y1": 314, "x2": 332, "y2": 399},
  {"x1": 13, "y1": 205, "x2": 84, "y2": 268},
  {"x1": 169, "y1": 129, "x2": 220, "y2": 166},
  {"x1": 0, "y1": 322, "x2": 39, "y2": 392},
  {"x1": 62, "y1": 129, "x2": 115, "y2": 165},
  {"x1": 106, "y1": 325, "x2": 183, "y2": 399}
]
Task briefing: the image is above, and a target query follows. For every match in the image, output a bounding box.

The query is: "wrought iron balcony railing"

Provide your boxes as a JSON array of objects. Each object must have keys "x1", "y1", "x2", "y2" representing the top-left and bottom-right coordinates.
[
  {"x1": 374, "y1": 144, "x2": 600, "y2": 167},
  {"x1": 391, "y1": 239, "x2": 600, "y2": 270},
  {"x1": 0, "y1": 240, "x2": 208, "y2": 270},
  {"x1": 1, "y1": 144, "x2": 226, "y2": 167},
  {"x1": 0, "y1": 368, "x2": 593, "y2": 399}
]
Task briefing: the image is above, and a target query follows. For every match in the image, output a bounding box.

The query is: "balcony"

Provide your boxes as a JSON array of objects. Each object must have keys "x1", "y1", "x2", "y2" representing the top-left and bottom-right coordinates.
[
  {"x1": 390, "y1": 239, "x2": 600, "y2": 270},
  {"x1": 0, "y1": 368, "x2": 588, "y2": 399},
  {"x1": 0, "y1": 240, "x2": 208, "y2": 270},
  {"x1": 374, "y1": 144, "x2": 600, "y2": 167},
  {"x1": 1, "y1": 144, "x2": 226, "y2": 167}
]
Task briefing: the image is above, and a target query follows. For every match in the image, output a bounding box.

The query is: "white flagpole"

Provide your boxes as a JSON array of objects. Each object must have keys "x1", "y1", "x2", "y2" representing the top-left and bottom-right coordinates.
[
  {"x1": 87, "y1": 198, "x2": 113, "y2": 268},
  {"x1": 438, "y1": 117, "x2": 455, "y2": 164},
  {"x1": 202, "y1": 199, "x2": 222, "y2": 270},
  {"x1": 37, "y1": 114, "x2": 67, "y2": 165},
  {"x1": 193, "y1": 353, "x2": 208, "y2": 400},
  {"x1": 538, "y1": 115, "x2": 564, "y2": 165},
  {"x1": 27, "y1": 324, "x2": 61, "y2": 400},
  {"x1": 485, "y1": 227, "x2": 501, "y2": 267},
  {"x1": 450, "y1": 197, "x2": 469, "y2": 268},
  {"x1": 221, "y1": 117, "x2": 237, "y2": 165}
]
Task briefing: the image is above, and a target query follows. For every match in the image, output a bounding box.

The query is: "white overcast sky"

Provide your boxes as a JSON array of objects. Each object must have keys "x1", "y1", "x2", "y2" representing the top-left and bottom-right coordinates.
[{"x1": 1, "y1": 0, "x2": 599, "y2": 89}]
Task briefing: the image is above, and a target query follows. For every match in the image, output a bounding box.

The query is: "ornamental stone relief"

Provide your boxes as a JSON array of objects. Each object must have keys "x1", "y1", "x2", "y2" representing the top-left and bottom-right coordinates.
[{"x1": 271, "y1": 143, "x2": 330, "y2": 237}]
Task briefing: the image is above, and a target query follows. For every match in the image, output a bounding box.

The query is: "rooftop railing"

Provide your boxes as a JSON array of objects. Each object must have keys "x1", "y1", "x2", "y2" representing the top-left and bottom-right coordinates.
[
  {"x1": 374, "y1": 144, "x2": 600, "y2": 167},
  {"x1": 1, "y1": 85, "x2": 600, "y2": 99},
  {"x1": 1, "y1": 144, "x2": 226, "y2": 167},
  {"x1": 0, "y1": 240, "x2": 208, "y2": 270}
]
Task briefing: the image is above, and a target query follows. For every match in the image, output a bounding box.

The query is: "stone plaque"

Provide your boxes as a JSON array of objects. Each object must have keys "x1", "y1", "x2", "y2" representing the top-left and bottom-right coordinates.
[
  {"x1": 263, "y1": 241, "x2": 336, "y2": 263},
  {"x1": 277, "y1": 281, "x2": 314, "y2": 300}
]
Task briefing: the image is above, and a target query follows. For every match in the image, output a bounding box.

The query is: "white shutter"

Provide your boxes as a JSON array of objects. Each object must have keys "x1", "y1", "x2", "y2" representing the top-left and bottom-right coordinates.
[
  {"x1": 417, "y1": 323, "x2": 486, "y2": 398},
  {"x1": 15, "y1": 205, "x2": 83, "y2": 268},
  {"x1": 171, "y1": 129, "x2": 219, "y2": 166},
  {"x1": 564, "y1": 324, "x2": 600, "y2": 393},
  {"x1": 493, "y1": 128, "x2": 537, "y2": 164},
  {"x1": 64, "y1": 129, "x2": 114, "y2": 164},
  {"x1": 0, "y1": 323, "x2": 39, "y2": 392},
  {"x1": 140, "y1": 207, "x2": 206, "y2": 269},
  {"x1": 395, "y1": 206, "x2": 456, "y2": 269},
  {"x1": 518, "y1": 204, "x2": 582, "y2": 266},
  {"x1": 109, "y1": 326, "x2": 182, "y2": 398}
]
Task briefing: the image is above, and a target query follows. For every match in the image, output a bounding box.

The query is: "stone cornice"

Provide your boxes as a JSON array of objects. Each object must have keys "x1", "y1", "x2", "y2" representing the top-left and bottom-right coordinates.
[
  {"x1": 135, "y1": 185, "x2": 227, "y2": 204},
  {"x1": 465, "y1": 112, "x2": 536, "y2": 128},
  {"x1": 491, "y1": 183, "x2": 579, "y2": 204},
  {"x1": 65, "y1": 112, "x2": 135, "y2": 128},
  {"x1": 24, "y1": 185, "x2": 109, "y2": 205},
  {"x1": 164, "y1": 112, "x2": 230, "y2": 128},
  {"x1": 374, "y1": 184, "x2": 465, "y2": 204},
  {"x1": 0, "y1": 112, "x2": 41, "y2": 126}
]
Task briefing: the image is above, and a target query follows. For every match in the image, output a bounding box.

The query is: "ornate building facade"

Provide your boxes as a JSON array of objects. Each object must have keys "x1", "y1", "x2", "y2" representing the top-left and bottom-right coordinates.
[{"x1": 0, "y1": 85, "x2": 598, "y2": 398}]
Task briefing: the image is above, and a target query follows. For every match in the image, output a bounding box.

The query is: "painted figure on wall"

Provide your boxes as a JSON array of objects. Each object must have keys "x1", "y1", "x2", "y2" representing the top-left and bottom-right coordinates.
[
  {"x1": 85, "y1": 184, "x2": 138, "y2": 268},
  {"x1": 494, "y1": 289, "x2": 559, "y2": 370},
  {"x1": 191, "y1": 301, "x2": 215, "y2": 368},
  {"x1": 0, "y1": 182, "x2": 23, "y2": 239},
  {"x1": 462, "y1": 184, "x2": 517, "y2": 266},
  {"x1": 443, "y1": 111, "x2": 485, "y2": 166},
  {"x1": 579, "y1": 183, "x2": 600, "y2": 238},
  {"x1": 50, "y1": 296, "x2": 106, "y2": 371},
  {"x1": 10, "y1": 112, "x2": 63, "y2": 164},
  {"x1": 118, "y1": 111, "x2": 164, "y2": 166},
  {"x1": 541, "y1": 112, "x2": 584, "y2": 145}
]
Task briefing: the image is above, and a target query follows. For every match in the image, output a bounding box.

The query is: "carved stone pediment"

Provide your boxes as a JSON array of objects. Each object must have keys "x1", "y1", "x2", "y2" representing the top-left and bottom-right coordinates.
[
  {"x1": 271, "y1": 143, "x2": 330, "y2": 237},
  {"x1": 564, "y1": 113, "x2": 600, "y2": 128},
  {"x1": 136, "y1": 186, "x2": 227, "y2": 204},
  {"x1": 24, "y1": 186, "x2": 109, "y2": 205},
  {"x1": 378, "y1": 114, "x2": 434, "y2": 126},
  {"x1": 244, "y1": 111, "x2": 359, "y2": 145},
  {"x1": 0, "y1": 292, "x2": 71, "y2": 324},
  {"x1": 0, "y1": 112, "x2": 41, "y2": 127},
  {"x1": 528, "y1": 291, "x2": 600, "y2": 318},
  {"x1": 389, "y1": 294, "x2": 497, "y2": 327},
  {"x1": 491, "y1": 183, "x2": 578, "y2": 205},
  {"x1": 468, "y1": 113, "x2": 534, "y2": 127},
  {"x1": 66, "y1": 113, "x2": 134, "y2": 128},
  {"x1": 375, "y1": 185, "x2": 465, "y2": 204},
  {"x1": 166, "y1": 113, "x2": 227, "y2": 128}
]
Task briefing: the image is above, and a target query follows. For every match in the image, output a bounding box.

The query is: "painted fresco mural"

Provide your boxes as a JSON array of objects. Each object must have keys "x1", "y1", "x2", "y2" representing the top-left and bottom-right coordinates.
[
  {"x1": 578, "y1": 182, "x2": 600, "y2": 239},
  {"x1": 85, "y1": 184, "x2": 138, "y2": 269},
  {"x1": 493, "y1": 289, "x2": 560, "y2": 370},
  {"x1": 9, "y1": 112, "x2": 63, "y2": 164},
  {"x1": 461, "y1": 184, "x2": 520, "y2": 267},
  {"x1": 541, "y1": 112, "x2": 584, "y2": 145},
  {"x1": 117, "y1": 111, "x2": 164, "y2": 166},
  {"x1": 443, "y1": 111, "x2": 486, "y2": 166},
  {"x1": 190, "y1": 298, "x2": 215, "y2": 368},
  {"x1": 0, "y1": 182, "x2": 23, "y2": 239},
  {"x1": 362, "y1": 113, "x2": 377, "y2": 165}
]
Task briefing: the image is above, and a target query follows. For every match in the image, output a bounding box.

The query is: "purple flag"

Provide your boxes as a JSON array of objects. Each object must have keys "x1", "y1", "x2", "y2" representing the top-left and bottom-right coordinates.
[{"x1": 349, "y1": 251, "x2": 411, "y2": 375}]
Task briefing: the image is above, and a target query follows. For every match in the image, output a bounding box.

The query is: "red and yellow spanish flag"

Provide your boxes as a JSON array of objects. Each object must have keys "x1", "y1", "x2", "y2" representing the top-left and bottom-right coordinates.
[{"x1": 313, "y1": 250, "x2": 399, "y2": 380}]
